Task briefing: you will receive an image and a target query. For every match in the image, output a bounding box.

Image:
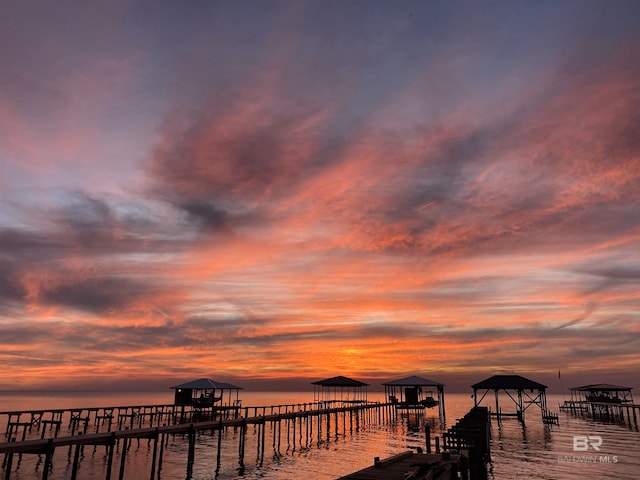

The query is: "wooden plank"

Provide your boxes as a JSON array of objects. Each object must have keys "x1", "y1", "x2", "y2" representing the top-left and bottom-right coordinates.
[{"x1": 337, "y1": 452, "x2": 463, "y2": 480}]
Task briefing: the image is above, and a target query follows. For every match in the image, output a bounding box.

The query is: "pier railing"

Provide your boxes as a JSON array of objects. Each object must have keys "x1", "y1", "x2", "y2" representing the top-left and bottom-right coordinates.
[
  {"x1": 442, "y1": 406, "x2": 491, "y2": 467},
  {"x1": 1, "y1": 399, "x2": 380, "y2": 444},
  {"x1": 1, "y1": 400, "x2": 390, "y2": 480}
]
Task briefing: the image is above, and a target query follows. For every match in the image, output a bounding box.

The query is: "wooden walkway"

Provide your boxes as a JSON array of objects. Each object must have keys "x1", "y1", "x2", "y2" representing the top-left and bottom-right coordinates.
[
  {"x1": 338, "y1": 406, "x2": 490, "y2": 480},
  {"x1": 337, "y1": 451, "x2": 467, "y2": 480},
  {"x1": 1, "y1": 403, "x2": 241, "y2": 443},
  {"x1": 1, "y1": 401, "x2": 388, "y2": 480}
]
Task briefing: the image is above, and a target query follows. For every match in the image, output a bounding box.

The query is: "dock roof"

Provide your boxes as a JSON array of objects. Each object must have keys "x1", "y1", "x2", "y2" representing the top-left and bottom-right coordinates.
[
  {"x1": 570, "y1": 383, "x2": 633, "y2": 392},
  {"x1": 471, "y1": 374, "x2": 547, "y2": 391},
  {"x1": 382, "y1": 375, "x2": 444, "y2": 387},
  {"x1": 170, "y1": 378, "x2": 242, "y2": 390},
  {"x1": 311, "y1": 375, "x2": 368, "y2": 387}
]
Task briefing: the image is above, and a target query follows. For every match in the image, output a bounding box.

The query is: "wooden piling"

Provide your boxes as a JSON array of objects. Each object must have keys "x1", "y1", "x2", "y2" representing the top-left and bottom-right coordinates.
[
  {"x1": 186, "y1": 424, "x2": 196, "y2": 478},
  {"x1": 105, "y1": 433, "x2": 115, "y2": 480},
  {"x1": 425, "y1": 424, "x2": 431, "y2": 454},
  {"x1": 118, "y1": 436, "x2": 129, "y2": 480},
  {"x1": 215, "y1": 424, "x2": 222, "y2": 473},
  {"x1": 149, "y1": 429, "x2": 159, "y2": 480}
]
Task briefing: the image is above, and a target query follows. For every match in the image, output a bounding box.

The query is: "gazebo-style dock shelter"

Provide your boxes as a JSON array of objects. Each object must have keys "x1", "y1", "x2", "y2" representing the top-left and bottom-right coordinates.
[
  {"x1": 171, "y1": 378, "x2": 242, "y2": 408},
  {"x1": 383, "y1": 375, "x2": 446, "y2": 418},
  {"x1": 311, "y1": 376, "x2": 368, "y2": 405},
  {"x1": 569, "y1": 383, "x2": 634, "y2": 404},
  {"x1": 562, "y1": 383, "x2": 638, "y2": 424},
  {"x1": 472, "y1": 374, "x2": 555, "y2": 424}
]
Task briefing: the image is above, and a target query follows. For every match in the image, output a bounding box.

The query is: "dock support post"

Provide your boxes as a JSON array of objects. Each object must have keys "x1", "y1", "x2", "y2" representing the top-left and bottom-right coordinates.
[
  {"x1": 271, "y1": 420, "x2": 277, "y2": 455},
  {"x1": 70, "y1": 439, "x2": 82, "y2": 480},
  {"x1": 326, "y1": 411, "x2": 331, "y2": 442},
  {"x1": 157, "y1": 432, "x2": 166, "y2": 480},
  {"x1": 285, "y1": 418, "x2": 290, "y2": 452},
  {"x1": 118, "y1": 437, "x2": 128, "y2": 480},
  {"x1": 255, "y1": 422, "x2": 261, "y2": 459},
  {"x1": 42, "y1": 439, "x2": 54, "y2": 480},
  {"x1": 237, "y1": 420, "x2": 246, "y2": 473},
  {"x1": 186, "y1": 424, "x2": 196, "y2": 479},
  {"x1": 291, "y1": 416, "x2": 296, "y2": 452},
  {"x1": 425, "y1": 424, "x2": 431, "y2": 454},
  {"x1": 105, "y1": 433, "x2": 115, "y2": 480},
  {"x1": 260, "y1": 420, "x2": 266, "y2": 463},
  {"x1": 342, "y1": 412, "x2": 347, "y2": 437},
  {"x1": 149, "y1": 428, "x2": 159, "y2": 480},
  {"x1": 4, "y1": 450, "x2": 13, "y2": 480},
  {"x1": 215, "y1": 423, "x2": 222, "y2": 472}
]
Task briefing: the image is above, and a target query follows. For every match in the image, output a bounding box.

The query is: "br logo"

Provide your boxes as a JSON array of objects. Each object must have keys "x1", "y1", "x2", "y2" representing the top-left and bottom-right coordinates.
[{"x1": 573, "y1": 435, "x2": 603, "y2": 452}]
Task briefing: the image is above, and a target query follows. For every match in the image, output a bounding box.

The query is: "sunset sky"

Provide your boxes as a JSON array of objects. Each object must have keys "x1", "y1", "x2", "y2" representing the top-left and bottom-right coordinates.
[{"x1": 1, "y1": 0, "x2": 639, "y2": 393}]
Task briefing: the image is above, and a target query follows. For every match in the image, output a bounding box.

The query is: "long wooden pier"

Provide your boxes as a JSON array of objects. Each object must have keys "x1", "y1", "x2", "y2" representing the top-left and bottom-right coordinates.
[{"x1": 1, "y1": 400, "x2": 389, "y2": 479}]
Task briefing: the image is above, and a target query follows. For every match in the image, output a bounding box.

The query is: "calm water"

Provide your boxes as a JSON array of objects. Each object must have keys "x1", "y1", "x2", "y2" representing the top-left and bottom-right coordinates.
[{"x1": 1, "y1": 391, "x2": 639, "y2": 479}]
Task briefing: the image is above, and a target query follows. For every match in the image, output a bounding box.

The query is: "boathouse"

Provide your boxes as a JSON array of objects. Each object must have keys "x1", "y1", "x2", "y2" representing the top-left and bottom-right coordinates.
[
  {"x1": 471, "y1": 374, "x2": 555, "y2": 424},
  {"x1": 171, "y1": 378, "x2": 242, "y2": 408},
  {"x1": 311, "y1": 376, "x2": 368, "y2": 405},
  {"x1": 383, "y1": 375, "x2": 446, "y2": 418},
  {"x1": 569, "y1": 383, "x2": 634, "y2": 404},
  {"x1": 563, "y1": 383, "x2": 638, "y2": 425}
]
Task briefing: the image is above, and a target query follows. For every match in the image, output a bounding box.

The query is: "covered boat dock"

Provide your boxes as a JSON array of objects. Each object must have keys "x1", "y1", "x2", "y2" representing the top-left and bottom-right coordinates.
[
  {"x1": 171, "y1": 378, "x2": 242, "y2": 408},
  {"x1": 311, "y1": 376, "x2": 369, "y2": 405},
  {"x1": 472, "y1": 374, "x2": 557, "y2": 425},
  {"x1": 561, "y1": 383, "x2": 637, "y2": 424},
  {"x1": 383, "y1": 375, "x2": 446, "y2": 418},
  {"x1": 569, "y1": 383, "x2": 634, "y2": 404}
]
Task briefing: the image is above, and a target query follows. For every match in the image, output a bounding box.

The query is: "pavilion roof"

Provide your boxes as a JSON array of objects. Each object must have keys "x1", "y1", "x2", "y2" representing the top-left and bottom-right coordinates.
[
  {"x1": 383, "y1": 375, "x2": 444, "y2": 387},
  {"x1": 471, "y1": 374, "x2": 547, "y2": 391},
  {"x1": 170, "y1": 378, "x2": 242, "y2": 390},
  {"x1": 311, "y1": 375, "x2": 369, "y2": 387},
  {"x1": 570, "y1": 383, "x2": 633, "y2": 392}
]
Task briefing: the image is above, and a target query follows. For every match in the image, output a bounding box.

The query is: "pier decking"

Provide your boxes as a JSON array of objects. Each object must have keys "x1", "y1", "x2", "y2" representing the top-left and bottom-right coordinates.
[
  {"x1": 336, "y1": 451, "x2": 467, "y2": 480},
  {"x1": 338, "y1": 406, "x2": 490, "y2": 480},
  {"x1": 1, "y1": 400, "x2": 389, "y2": 480}
]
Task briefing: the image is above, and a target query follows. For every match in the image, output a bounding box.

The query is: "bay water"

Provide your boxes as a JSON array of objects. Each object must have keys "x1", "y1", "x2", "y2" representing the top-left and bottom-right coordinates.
[{"x1": 1, "y1": 391, "x2": 638, "y2": 479}]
